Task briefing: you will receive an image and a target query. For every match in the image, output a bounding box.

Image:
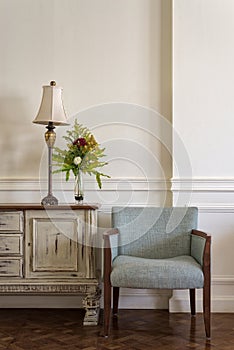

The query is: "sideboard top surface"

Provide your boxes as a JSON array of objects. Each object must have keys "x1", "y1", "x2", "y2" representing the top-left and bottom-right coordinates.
[{"x1": 0, "y1": 203, "x2": 99, "y2": 210}]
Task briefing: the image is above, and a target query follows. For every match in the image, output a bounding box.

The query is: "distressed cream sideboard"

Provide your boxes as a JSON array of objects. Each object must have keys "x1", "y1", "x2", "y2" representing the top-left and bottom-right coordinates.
[{"x1": 0, "y1": 203, "x2": 100, "y2": 325}]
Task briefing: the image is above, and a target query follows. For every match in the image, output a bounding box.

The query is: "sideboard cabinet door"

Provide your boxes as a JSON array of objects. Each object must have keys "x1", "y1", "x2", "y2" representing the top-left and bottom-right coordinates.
[{"x1": 25, "y1": 209, "x2": 96, "y2": 279}]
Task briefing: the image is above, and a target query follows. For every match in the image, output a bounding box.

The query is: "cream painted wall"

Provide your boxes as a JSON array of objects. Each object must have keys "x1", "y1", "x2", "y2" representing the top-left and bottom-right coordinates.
[
  {"x1": 173, "y1": 0, "x2": 234, "y2": 178},
  {"x1": 0, "y1": 0, "x2": 172, "y2": 189},
  {"x1": 0, "y1": 0, "x2": 173, "y2": 308},
  {"x1": 173, "y1": 0, "x2": 234, "y2": 312}
]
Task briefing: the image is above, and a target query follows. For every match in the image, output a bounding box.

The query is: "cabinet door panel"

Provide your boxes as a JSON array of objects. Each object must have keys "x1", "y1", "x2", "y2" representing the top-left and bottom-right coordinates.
[
  {"x1": 25, "y1": 209, "x2": 97, "y2": 279},
  {"x1": 32, "y1": 218, "x2": 78, "y2": 273}
]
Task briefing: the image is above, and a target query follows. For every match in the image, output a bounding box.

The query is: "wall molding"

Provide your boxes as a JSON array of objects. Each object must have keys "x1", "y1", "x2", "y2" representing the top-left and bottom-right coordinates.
[
  {"x1": 172, "y1": 177, "x2": 234, "y2": 192},
  {"x1": 212, "y1": 275, "x2": 234, "y2": 285},
  {"x1": 1, "y1": 177, "x2": 234, "y2": 212},
  {"x1": 101, "y1": 288, "x2": 172, "y2": 310},
  {"x1": 0, "y1": 177, "x2": 171, "y2": 192},
  {"x1": 1, "y1": 177, "x2": 234, "y2": 192},
  {"x1": 169, "y1": 295, "x2": 234, "y2": 313},
  {"x1": 172, "y1": 177, "x2": 234, "y2": 212},
  {"x1": 197, "y1": 205, "x2": 234, "y2": 213},
  {"x1": 0, "y1": 296, "x2": 83, "y2": 308}
]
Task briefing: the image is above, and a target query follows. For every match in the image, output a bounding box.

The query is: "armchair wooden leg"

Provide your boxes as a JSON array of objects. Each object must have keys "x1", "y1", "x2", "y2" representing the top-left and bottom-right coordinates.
[
  {"x1": 203, "y1": 283, "x2": 211, "y2": 338},
  {"x1": 189, "y1": 289, "x2": 196, "y2": 316},
  {"x1": 113, "y1": 287, "x2": 119, "y2": 317},
  {"x1": 104, "y1": 281, "x2": 111, "y2": 337}
]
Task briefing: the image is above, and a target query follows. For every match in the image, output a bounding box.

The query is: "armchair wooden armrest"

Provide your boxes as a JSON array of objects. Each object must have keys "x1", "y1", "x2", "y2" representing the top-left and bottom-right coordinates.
[
  {"x1": 103, "y1": 228, "x2": 119, "y2": 252},
  {"x1": 103, "y1": 228, "x2": 119, "y2": 269},
  {"x1": 192, "y1": 229, "x2": 211, "y2": 240},
  {"x1": 103, "y1": 228, "x2": 119, "y2": 237}
]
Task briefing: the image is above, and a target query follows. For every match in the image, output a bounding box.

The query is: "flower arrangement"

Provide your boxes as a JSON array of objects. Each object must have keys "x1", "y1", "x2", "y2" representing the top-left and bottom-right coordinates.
[{"x1": 52, "y1": 119, "x2": 109, "y2": 188}]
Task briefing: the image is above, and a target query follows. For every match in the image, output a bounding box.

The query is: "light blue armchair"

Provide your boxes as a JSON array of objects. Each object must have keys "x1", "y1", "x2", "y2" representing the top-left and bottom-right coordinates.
[{"x1": 103, "y1": 207, "x2": 211, "y2": 338}]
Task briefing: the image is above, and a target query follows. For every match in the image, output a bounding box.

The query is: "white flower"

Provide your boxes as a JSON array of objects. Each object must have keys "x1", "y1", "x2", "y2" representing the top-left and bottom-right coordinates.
[{"x1": 74, "y1": 156, "x2": 82, "y2": 165}]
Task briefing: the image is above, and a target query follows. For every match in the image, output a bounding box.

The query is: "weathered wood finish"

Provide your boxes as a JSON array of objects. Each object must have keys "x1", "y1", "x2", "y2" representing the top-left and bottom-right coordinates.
[
  {"x1": 0, "y1": 257, "x2": 23, "y2": 277},
  {"x1": 0, "y1": 234, "x2": 22, "y2": 255},
  {"x1": 0, "y1": 204, "x2": 100, "y2": 325},
  {"x1": 26, "y1": 213, "x2": 80, "y2": 278},
  {"x1": 0, "y1": 210, "x2": 24, "y2": 279},
  {"x1": 0, "y1": 211, "x2": 23, "y2": 232}
]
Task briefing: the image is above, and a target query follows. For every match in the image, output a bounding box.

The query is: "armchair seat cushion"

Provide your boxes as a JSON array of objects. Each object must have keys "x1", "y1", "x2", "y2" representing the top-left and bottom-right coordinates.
[{"x1": 111, "y1": 255, "x2": 204, "y2": 289}]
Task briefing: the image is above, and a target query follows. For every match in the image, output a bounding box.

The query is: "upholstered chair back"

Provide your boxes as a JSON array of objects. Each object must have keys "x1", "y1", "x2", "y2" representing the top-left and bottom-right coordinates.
[{"x1": 111, "y1": 207, "x2": 198, "y2": 259}]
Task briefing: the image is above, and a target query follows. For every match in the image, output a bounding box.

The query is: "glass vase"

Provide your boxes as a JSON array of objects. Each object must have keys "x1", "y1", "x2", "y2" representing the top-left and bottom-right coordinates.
[{"x1": 74, "y1": 170, "x2": 84, "y2": 203}]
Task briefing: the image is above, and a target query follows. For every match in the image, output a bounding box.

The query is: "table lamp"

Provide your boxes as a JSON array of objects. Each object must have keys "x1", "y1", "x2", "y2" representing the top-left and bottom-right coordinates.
[{"x1": 33, "y1": 81, "x2": 69, "y2": 205}]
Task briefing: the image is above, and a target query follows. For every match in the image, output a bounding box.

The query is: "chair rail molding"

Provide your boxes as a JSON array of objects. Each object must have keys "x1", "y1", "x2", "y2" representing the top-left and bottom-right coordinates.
[
  {"x1": 2, "y1": 176, "x2": 234, "y2": 193},
  {"x1": 0, "y1": 177, "x2": 172, "y2": 206},
  {"x1": 171, "y1": 177, "x2": 234, "y2": 192},
  {"x1": 172, "y1": 177, "x2": 234, "y2": 212},
  {"x1": 0, "y1": 177, "x2": 171, "y2": 192}
]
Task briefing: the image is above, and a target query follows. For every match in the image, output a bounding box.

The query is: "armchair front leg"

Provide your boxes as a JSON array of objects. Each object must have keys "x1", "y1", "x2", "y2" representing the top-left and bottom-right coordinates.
[
  {"x1": 103, "y1": 228, "x2": 119, "y2": 337},
  {"x1": 192, "y1": 229, "x2": 211, "y2": 338}
]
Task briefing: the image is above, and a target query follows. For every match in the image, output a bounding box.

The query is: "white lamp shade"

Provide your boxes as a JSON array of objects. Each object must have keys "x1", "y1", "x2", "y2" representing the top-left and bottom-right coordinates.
[{"x1": 33, "y1": 82, "x2": 69, "y2": 126}]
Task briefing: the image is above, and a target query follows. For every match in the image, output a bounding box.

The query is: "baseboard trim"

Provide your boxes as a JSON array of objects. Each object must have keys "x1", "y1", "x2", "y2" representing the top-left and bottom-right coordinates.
[
  {"x1": 169, "y1": 295, "x2": 234, "y2": 313},
  {"x1": 0, "y1": 295, "x2": 83, "y2": 308},
  {"x1": 0, "y1": 291, "x2": 233, "y2": 312},
  {"x1": 117, "y1": 289, "x2": 171, "y2": 309}
]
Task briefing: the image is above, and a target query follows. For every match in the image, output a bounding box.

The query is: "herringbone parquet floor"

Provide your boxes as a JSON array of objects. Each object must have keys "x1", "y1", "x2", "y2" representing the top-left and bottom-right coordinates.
[{"x1": 0, "y1": 309, "x2": 233, "y2": 350}]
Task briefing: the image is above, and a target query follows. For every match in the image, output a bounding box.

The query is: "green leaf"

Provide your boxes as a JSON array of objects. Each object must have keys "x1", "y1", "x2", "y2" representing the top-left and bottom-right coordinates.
[
  {"x1": 96, "y1": 173, "x2": 102, "y2": 189},
  {"x1": 66, "y1": 170, "x2": 70, "y2": 181}
]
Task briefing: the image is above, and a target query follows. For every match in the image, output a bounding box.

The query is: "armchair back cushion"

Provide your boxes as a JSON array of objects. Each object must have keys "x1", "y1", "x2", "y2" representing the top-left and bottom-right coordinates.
[{"x1": 112, "y1": 207, "x2": 198, "y2": 259}]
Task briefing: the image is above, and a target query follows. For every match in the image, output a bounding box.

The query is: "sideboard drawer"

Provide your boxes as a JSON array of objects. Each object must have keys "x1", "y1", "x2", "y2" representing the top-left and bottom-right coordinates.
[
  {"x1": 0, "y1": 235, "x2": 23, "y2": 255},
  {"x1": 0, "y1": 257, "x2": 23, "y2": 277},
  {"x1": 0, "y1": 212, "x2": 23, "y2": 233}
]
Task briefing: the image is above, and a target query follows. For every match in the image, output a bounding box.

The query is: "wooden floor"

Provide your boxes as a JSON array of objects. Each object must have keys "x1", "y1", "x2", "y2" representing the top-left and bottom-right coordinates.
[{"x1": 0, "y1": 309, "x2": 233, "y2": 350}]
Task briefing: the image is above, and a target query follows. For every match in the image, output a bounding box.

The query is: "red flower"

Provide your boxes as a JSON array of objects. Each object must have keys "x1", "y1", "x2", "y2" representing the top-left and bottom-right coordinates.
[{"x1": 73, "y1": 138, "x2": 87, "y2": 147}]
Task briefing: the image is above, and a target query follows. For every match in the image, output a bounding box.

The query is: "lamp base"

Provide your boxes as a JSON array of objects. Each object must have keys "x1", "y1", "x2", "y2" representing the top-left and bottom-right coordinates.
[{"x1": 41, "y1": 194, "x2": 58, "y2": 206}]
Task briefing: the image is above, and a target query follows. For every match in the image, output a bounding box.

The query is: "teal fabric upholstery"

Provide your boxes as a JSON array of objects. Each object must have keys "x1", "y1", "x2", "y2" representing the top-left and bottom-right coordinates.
[
  {"x1": 191, "y1": 234, "x2": 206, "y2": 266},
  {"x1": 112, "y1": 207, "x2": 198, "y2": 259},
  {"x1": 110, "y1": 207, "x2": 202, "y2": 290},
  {"x1": 111, "y1": 255, "x2": 204, "y2": 289}
]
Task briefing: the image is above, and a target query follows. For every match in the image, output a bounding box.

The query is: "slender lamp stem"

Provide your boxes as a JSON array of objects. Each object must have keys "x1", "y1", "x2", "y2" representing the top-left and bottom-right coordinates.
[{"x1": 41, "y1": 122, "x2": 58, "y2": 205}]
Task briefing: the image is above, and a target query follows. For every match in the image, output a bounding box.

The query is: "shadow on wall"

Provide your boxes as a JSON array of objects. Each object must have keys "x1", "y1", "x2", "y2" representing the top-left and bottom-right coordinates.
[{"x1": 0, "y1": 96, "x2": 43, "y2": 179}]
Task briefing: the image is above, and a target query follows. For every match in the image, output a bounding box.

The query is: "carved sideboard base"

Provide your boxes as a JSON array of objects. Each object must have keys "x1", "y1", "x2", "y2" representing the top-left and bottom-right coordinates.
[
  {"x1": 83, "y1": 307, "x2": 100, "y2": 326},
  {"x1": 0, "y1": 281, "x2": 101, "y2": 326},
  {"x1": 83, "y1": 287, "x2": 101, "y2": 325}
]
